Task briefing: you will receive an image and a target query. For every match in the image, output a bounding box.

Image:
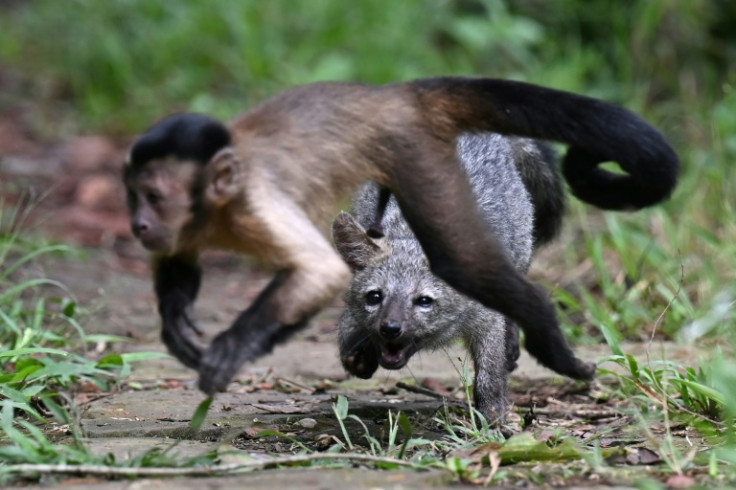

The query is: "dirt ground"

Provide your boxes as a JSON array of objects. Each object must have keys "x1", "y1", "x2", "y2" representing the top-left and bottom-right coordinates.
[{"x1": 0, "y1": 121, "x2": 712, "y2": 488}]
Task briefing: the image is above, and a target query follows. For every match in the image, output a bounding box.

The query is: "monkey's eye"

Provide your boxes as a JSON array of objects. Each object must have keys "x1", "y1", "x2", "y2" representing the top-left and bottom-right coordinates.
[
  {"x1": 414, "y1": 296, "x2": 434, "y2": 307},
  {"x1": 145, "y1": 191, "x2": 163, "y2": 205},
  {"x1": 365, "y1": 290, "x2": 383, "y2": 306}
]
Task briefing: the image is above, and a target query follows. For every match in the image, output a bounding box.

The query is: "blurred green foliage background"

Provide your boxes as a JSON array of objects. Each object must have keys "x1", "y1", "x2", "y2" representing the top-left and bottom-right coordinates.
[{"x1": 0, "y1": 0, "x2": 734, "y2": 142}]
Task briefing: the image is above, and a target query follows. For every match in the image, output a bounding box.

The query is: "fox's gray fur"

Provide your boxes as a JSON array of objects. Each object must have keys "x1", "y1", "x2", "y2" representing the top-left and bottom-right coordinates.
[{"x1": 332, "y1": 132, "x2": 563, "y2": 422}]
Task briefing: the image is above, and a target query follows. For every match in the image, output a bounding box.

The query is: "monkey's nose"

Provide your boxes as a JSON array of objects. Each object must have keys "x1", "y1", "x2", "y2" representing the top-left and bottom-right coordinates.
[
  {"x1": 132, "y1": 221, "x2": 149, "y2": 237},
  {"x1": 379, "y1": 321, "x2": 402, "y2": 340}
]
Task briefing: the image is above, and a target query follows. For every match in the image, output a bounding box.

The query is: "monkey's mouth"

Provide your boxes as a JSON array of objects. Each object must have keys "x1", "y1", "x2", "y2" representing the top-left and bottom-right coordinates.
[
  {"x1": 137, "y1": 235, "x2": 171, "y2": 252},
  {"x1": 378, "y1": 341, "x2": 416, "y2": 370}
]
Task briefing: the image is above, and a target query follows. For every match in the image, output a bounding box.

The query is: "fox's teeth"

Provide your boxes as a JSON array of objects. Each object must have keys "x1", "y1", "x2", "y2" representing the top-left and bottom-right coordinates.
[{"x1": 382, "y1": 352, "x2": 402, "y2": 363}]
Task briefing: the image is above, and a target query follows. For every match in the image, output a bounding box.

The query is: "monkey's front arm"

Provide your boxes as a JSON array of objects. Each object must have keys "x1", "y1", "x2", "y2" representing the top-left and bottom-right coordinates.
[
  {"x1": 196, "y1": 188, "x2": 352, "y2": 394},
  {"x1": 153, "y1": 254, "x2": 204, "y2": 370}
]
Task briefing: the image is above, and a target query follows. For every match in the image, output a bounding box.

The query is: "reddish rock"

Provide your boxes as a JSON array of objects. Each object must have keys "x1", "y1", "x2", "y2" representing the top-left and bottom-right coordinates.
[
  {"x1": 63, "y1": 135, "x2": 119, "y2": 172},
  {"x1": 75, "y1": 174, "x2": 122, "y2": 211},
  {"x1": 0, "y1": 115, "x2": 39, "y2": 155}
]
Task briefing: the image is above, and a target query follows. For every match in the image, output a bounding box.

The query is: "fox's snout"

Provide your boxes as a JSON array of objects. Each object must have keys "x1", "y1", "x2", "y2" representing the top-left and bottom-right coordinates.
[{"x1": 379, "y1": 320, "x2": 402, "y2": 339}]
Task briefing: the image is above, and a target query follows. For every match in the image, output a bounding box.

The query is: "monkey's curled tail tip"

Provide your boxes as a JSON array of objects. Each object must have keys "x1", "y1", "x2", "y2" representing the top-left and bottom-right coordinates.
[{"x1": 561, "y1": 125, "x2": 680, "y2": 211}]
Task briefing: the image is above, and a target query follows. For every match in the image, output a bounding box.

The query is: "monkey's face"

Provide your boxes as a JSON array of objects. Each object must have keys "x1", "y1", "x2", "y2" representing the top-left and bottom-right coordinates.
[{"x1": 124, "y1": 159, "x2": 200, "y2": 254}]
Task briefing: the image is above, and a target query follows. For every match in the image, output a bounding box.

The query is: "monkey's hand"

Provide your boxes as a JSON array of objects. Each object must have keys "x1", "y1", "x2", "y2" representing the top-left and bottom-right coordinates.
[
  {"x1": 198, "y1": 311, "x2": 305, "y2": 395},
  {"x1": 340, "y1": 336, "x2": 379, "y2": 379},
  {"x1": 160, "y1": 305, "x2": 204, "y2": 370},
  {"x1": 154, "y1": 254, "x2": 204, "y2": 370}
]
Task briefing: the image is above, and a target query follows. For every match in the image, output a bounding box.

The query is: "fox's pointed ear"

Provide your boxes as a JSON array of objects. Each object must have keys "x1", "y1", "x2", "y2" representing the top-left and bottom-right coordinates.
[
  {"x1": 206, "y1": 147, "x2": 239, "y2": 204},
  {"x1": 332, "y1": 211, "x2": 387, "y2": 271}
]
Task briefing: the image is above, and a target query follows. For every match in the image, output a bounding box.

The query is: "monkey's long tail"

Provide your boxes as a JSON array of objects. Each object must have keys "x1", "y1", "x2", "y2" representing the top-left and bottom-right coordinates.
[{"x1": 411, "y1": 77, "x2": 679, "y2": 211}]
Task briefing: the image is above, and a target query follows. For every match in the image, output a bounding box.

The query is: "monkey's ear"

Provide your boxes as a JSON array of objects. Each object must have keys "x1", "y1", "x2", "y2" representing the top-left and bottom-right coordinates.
[
  {"x1": 332, "y1": 211, "x2": 387, "y2": 271},
  {"x1": 206, "y1": 147, "x2": 239, "y2": 203}
]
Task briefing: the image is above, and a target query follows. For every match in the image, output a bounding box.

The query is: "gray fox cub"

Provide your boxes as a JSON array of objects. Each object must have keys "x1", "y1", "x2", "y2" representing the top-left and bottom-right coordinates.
[{"x1": 332, "y1": 133, "x2": 563, "y2": 422}]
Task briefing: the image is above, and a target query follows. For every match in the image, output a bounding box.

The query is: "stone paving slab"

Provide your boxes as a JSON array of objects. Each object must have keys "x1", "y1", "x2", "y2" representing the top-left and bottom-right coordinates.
[
  {"x1": 6, "y1": 467, "x2": 454, "y2": 490},
  {"x1": 80, "y1": 338, "x2": 700, "y2": 442}
]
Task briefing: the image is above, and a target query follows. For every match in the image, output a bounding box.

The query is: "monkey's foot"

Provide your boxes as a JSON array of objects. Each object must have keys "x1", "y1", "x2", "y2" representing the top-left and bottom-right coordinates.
[{"x1": 545, "y1": 358, "x2": 596, "y2": 381}]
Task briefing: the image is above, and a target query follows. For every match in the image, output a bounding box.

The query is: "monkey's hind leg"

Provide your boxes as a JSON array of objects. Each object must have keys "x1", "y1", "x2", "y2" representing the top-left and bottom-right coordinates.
[
  {"x1": 390, "y1": 140, "x2": 594, "y2": 380},
  {"x1": 198, "y1": 193, "x2": 350, "y2": 395}
]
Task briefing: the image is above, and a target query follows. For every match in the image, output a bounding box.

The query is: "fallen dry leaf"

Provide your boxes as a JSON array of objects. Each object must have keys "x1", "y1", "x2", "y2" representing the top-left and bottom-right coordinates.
[
  {"x1": 252, "y1": 402, "x2": 313, "y2": 414},
  {"x1": 625, "y1": 447, "x2": 661, "y2": 465}
]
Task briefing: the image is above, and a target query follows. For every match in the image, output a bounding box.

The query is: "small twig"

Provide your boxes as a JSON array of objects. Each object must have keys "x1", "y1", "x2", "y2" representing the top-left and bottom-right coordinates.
[
  {"x1": 396, "y1": 381, "x2": 448, "y2": 401},
  {"x1": 274, "y1": 377, "x2": 314, "y2": 393},
  {"x1": 0, "y1": 453, "x2": 442, "y2": 477},
  {"x1": 642, "y1": 263, "x2": 724, "y2": 427},
  {"x1": 529, "y1": 406, "x2": 620, "y2": 420},
  {"x1": 395, "y1": 381, "x2": 466, "y2": 412},
  {"x1": 646, "y1": 263, "x2": 684, "y2": 355},
  {"x1": 75, "y1": 392, "x2": 116, "y2": 409}
]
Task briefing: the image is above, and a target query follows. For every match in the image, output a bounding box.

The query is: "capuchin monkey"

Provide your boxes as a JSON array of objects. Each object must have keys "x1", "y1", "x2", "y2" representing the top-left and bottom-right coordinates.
[{"x1": 122, "y1": 77, "x2": 679, "y2": 396}]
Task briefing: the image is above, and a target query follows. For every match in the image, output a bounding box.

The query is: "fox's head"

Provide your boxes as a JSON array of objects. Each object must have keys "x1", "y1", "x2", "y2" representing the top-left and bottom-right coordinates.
[{"x1": 332, "y1": 211, "x2": 469, "y2": 378}]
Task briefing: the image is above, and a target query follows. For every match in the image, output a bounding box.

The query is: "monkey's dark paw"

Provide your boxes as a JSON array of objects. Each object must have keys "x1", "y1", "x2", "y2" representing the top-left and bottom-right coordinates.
[
  {"x1": 341, "y1": 340, "x2": 379, "y2": 379},
  {"x1": 161, "y1": 316, "x2": 204, "y2": 370},
  {"x1": 198, "y1": 329, "x2": 272, "y2": 395}
]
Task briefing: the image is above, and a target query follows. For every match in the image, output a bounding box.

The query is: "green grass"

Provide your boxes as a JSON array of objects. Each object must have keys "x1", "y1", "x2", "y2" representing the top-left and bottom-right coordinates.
[{"x1": 0, "y1": 194, "x2": 168, "y2": 480}]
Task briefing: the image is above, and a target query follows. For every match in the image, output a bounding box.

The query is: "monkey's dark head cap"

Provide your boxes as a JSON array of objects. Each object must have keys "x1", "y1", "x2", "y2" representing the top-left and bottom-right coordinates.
[{"x1": 128, "y1": 113, "x2": 231, "y2": 168}]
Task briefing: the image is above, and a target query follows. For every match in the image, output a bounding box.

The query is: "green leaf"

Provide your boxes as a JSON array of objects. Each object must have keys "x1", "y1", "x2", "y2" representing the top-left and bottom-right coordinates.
[
  {"x1": 673, "y1": 379, "x2": 725, "y2": 406},
  {"x1": 39, "y1": 394, "x2": 70, "y2": 424},
  {"x1": 26, "y1": 358, "x2": 104, "y2": 382},
  {"x1": 598, "y1": 321, "x2": 623, "y2": 356},
  {"x1": 0, "y1": 347, "x2": 72, "y2": 359},
  {"x1": 0, "y1": 386, "x2": 44, "y2": 421},
  {"x1": 96, "y1": 354, "x2": 124, "y2": 367},
  {"x1": 498, "y1": 433, "x2": 581, "y2": 464},
  {"x1": 403, "y1": 438, "x2": 432, "y2": 449},
  {"x1": 626, "y1": 354, "x2": 640, "y2": 378},
  {"x1": 83, "y1": 334, "x2": 133, "y2": 343},
  {"x1": 0, "y1": 244, "x2": 71, "y2": 282},
  {"x1": 119, "y1": 351, "x2": 171, "y2": 363},
  {"x1": 62, "y1": 299, "x2": 77, "y2": 318},
  {"x1": 189, "y1": 396, "x2": 213, "y2": 433},
  {"x1": 0, "y1": 278, "x2": 68, "y2": 303},
  {"x1": 397, "y1": 411, "x2": 413, "y2": 439},
  {"x1": 335, "y1": 394, "x2": 349, "y2": 420}
]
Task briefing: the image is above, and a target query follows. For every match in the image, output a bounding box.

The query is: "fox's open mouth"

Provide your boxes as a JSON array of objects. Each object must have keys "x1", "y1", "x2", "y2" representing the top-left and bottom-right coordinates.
[{"x1": 378, "y1": 341, "x2": 416, "y2": 370}]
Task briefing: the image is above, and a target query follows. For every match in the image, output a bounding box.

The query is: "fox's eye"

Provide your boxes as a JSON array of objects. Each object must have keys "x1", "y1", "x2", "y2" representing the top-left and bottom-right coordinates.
[
  {"x1": 365, "y1": 290, "x2": 383, "y2": 306},
  {"x1": 414, "y1": 296, "x2": 434, "y2": 307}
]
